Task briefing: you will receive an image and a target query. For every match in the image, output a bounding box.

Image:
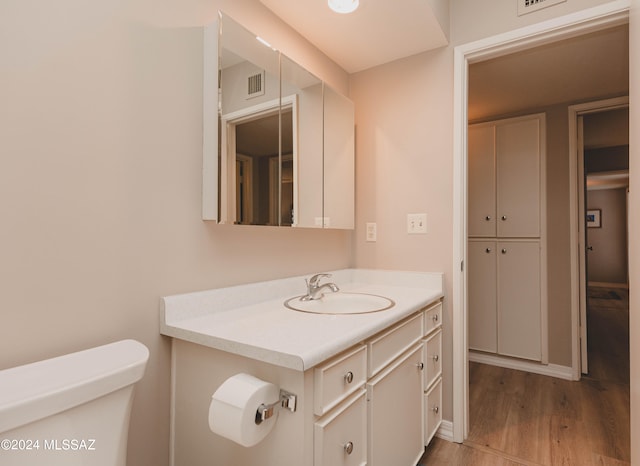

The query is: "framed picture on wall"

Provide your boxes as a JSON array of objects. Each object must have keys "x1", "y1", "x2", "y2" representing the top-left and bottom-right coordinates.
[{"x1": 587, "y1": 209, "x2": 601, "y2": 228}]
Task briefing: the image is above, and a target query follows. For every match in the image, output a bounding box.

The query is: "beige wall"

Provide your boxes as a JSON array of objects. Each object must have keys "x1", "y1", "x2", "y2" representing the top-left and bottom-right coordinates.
[
  {"x1": 587, "y1": 188, "x2": 629, "y2": 284},
  {"x1": 0, "y1": 1, "x2": 352, "y2": 465}
]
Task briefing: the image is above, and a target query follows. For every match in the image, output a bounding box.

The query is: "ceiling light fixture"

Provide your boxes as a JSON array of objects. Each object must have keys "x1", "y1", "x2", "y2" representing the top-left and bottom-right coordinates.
[{"x1": 328, "y1": 0, "x2": 359, "y2": 14}]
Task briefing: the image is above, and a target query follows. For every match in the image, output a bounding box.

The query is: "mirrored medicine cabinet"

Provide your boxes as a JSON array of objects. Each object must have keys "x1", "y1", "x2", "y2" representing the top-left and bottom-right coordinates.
[{"x1": 202, "y1": 12, "x2": 355, "y2": 229}]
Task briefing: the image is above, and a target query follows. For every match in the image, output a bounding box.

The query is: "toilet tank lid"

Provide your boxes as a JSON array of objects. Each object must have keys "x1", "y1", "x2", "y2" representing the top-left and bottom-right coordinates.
[{"x1": 0, "y1": 339, "x2": 149, "y2": 434}]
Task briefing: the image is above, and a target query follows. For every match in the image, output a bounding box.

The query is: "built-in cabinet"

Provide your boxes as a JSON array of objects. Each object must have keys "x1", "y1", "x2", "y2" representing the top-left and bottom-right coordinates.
[
  {"x1": 313, "y1": 301, "x2": 443, "y2": 466},
  {"x1": 468, "y1": 114, "x2": 546, "y2": 363}
]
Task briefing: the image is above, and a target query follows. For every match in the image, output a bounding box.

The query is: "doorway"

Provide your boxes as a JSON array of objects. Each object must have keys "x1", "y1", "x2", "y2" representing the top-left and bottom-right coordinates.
[
  {"x1": 573, "y1": 103, "x2": 630, "y2": 379},
  {"x1": 452, "y1": 3, "x2": 631, "y2": 443}
]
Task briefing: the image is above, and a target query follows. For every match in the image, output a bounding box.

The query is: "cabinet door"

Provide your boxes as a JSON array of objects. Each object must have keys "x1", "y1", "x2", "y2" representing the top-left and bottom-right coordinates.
[
  {"x1": 496, "y1": 118, "x2": 541, "y2": 237},
  {"x1": 468, "y1": 240, "x2": 498, "y2": 353},
  {"x1": 314, "y1": 390, "x2": 367, "y2": 466},
  {"x1": 367, "y1": 344, "x2": 424, "y2": 466},
  {"x1": 498, "y1": 241, "x2": 541, "y2": 361},
  {"x1": 468, "y1": 124, "x2": 496, "y2": 237}
]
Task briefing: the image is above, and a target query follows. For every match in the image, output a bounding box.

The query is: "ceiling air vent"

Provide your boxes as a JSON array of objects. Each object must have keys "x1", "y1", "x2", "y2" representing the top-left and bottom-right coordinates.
[
  {"x1": 517, "y1": 0, "x2": 566, "y2": 16},
  {"x1": 246, "y1": 71, "x2": 265, "y2": 99}
]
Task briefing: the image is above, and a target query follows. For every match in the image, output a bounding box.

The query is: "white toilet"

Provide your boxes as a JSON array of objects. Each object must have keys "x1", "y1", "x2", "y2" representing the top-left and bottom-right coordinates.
[{"x1": 0, "y1": 339, "x2": 149, "y2": 466}]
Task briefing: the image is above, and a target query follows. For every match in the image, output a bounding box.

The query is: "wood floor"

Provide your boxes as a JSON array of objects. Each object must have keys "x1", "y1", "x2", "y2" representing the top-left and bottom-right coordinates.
[{"x1": 419, "y1": 286, "x2": 630, "y2": 465}]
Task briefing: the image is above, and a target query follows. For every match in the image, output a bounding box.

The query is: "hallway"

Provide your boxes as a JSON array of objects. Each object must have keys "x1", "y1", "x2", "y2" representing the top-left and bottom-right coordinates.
[{"x1": 420, "y1": 286, "x2": 630, "y2": 465}]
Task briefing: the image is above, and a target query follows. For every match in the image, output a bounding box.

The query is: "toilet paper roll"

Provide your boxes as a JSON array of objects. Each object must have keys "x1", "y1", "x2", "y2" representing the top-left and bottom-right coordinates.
[{"x1": 208, "y1": 373, "x2": 280, "y2": 447}]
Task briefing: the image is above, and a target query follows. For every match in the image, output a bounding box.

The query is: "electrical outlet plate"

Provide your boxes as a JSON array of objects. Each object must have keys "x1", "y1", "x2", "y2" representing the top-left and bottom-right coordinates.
[
  {"x1": 366, "y1": 222, "x2": 377, "y2": 242},
  {"x1": 517, "y1": 0, "x2": 566, "y2": 16},
  {"x1": 407, "y1": 213, "x2": 427, "y2": 234}
]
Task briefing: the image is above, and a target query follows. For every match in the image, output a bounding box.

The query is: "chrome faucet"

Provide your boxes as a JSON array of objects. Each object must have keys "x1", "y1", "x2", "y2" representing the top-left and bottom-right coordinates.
[{"x1": 301, "y1": 273, "x2": 339, "y2": 301}]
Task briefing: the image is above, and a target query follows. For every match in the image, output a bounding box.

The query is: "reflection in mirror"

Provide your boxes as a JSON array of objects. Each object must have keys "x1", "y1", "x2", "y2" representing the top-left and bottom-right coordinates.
[
  {"x1": 324, "y1": 85, "x2": 355, "y2": 229},
  {"x1": 218, "y1": 14, "x2": 281, "y2": 225},
  {"x1": 280, "y1": 55, "x2": 323, "y2": 228}
]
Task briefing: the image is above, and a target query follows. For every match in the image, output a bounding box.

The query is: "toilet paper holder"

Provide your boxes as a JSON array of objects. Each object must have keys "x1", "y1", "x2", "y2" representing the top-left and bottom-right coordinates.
[{"x1": 255, "y1": 389, "x2": 297, "y2": 425}]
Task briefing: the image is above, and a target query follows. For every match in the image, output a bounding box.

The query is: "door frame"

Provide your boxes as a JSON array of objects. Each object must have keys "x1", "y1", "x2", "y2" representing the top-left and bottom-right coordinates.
[
  {"x1": 568, "y1": 96, "x2": 629, "y2": 379},
  {"x1": 452, "y1": 1, "x2": 630, "y2": 443}
]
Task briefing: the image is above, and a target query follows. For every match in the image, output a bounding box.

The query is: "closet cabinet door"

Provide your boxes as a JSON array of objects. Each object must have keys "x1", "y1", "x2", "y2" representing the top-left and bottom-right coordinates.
[
  {"x1": 468, "y1": 124, "x2": 496, "y2": 237},
  {"x1": 497, "y1": 241, "x2": 541, "y2": 361},
  {"x1": 496, "y1": 118, "x2": 541, "y2": 238},
  {"x1": 468, "y1": 240, "x2": 497, "y2": 353}
]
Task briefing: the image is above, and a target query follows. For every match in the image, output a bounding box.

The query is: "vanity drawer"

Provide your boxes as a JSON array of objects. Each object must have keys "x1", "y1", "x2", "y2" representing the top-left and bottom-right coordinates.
[
  {"x1": 423, "y1": 328, "x2": 442, "y2": 389},
  {"x1": 314, "y1": 345, "x2": 367, "y2": 416},
  {"x1": 367, "y1": 312, "x2": 423, "y2": 378},
  {"x1": 424, "y1": 301, "x2": 443, "y2": 336},
  {"x1": 314, "y1": 389, "x2": 367, "y2": 466},
  {"x1": 424, "y1": 377, "x2": 442, "y2": 446}
]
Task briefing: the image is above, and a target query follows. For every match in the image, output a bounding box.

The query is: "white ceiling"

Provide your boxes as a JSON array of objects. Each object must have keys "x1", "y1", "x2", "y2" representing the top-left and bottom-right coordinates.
[
  {"x1": 259, "y1": 0, "x2": 448, "y2": 73},
  {"x1": 469, "y1": 25, "x2": 629, "y2": 122}
]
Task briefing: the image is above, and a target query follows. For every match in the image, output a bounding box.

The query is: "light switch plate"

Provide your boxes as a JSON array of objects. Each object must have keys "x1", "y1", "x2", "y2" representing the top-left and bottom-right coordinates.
[{"x1": 407, "y1": 213, "x2": 427, "y2": 234}]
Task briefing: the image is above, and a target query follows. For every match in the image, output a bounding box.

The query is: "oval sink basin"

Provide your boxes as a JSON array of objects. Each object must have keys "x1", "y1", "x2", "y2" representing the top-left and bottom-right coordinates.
[{"x1": 284, "y1": 292, "x2": 395, "y2": 315}]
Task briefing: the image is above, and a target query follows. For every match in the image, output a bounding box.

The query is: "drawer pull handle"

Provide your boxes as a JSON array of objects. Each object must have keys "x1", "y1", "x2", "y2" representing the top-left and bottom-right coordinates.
[
  {"x1": 432, "y1": 354, "x2": 439, "y2": 362},
  {"x1": 416, "y1": 362, "x2": 424, "y2": 370},
  {"x1": 432, "y1": 406, "x2": 439, "y2": 414},
  {"x1": 432, "y1": 314, "x2": 439, "y2": 322},
  {"x1": 485, "y1": 247, "x2": 491, "y2": 253},
  {"x1": 485, "y1": 215, "x2": 491, "y2": 221},
  {"x1": 502, "y1": 248, "x2": 507, "y2": 254},
  {"x1": 344, "y1": 371, "x2": 354, "y2": 384},
  {"x1": 344, "y1": 441, "x2": 354, "y2": 455},
  {"x1": 501, "y1": 215, "x2": 508, "y2": 221}
]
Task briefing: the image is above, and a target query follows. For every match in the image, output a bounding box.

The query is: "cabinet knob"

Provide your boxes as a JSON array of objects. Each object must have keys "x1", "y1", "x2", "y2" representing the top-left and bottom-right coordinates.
[
  {"x1": 416, "y1": 362, "x2": 424, "y2": 370},
  {"x1": 501, "y1": 215, "x2": 508, "y2": 221},
  {"x1": 344, "y1": 441, "x2": 354, "y2": 455},
  {"x1": 344, "y1": 371, "x2": 354, "y2": 384},
  {"x1": 501, "y1": 248, "x2": 507, "y2": 254},
  {"x1": 485, "y1": 247, "x2": 491, "y2": 253},
  {"x1": 485, "y1": 215, "x2": 491, "y2": 221},
  {"x1": 432, "y1": 313, "x2": 439, "y2": 322},
  {"x1": 432, "y1": 406, "x2": 439, "y2": 414},
  {"x1": 432, "y1": 354, "x2": 439, "y2": 362}
]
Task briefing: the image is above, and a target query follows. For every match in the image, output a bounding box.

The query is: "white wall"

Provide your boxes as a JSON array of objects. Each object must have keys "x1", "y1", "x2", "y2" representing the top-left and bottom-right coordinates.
[{"x1": 0, "y1": 1, "x2": 351, "y2": 465}]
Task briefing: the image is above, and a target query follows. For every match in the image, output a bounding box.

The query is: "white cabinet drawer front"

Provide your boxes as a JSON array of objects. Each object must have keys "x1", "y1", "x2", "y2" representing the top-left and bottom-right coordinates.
[
  {"x1": 367, "y1": 312, "x2": 423, "y2": 378},
  {"x1": 424, "y1": 301, "x2": 443, "y2": 336},
  {"x1": 314, "y1": 389, "x2": 367, "y2": 466},
  {"x1": 424, "y1": 377, "x2": 442, "y2": 446},
  {"x1": 423, "y1": 329, "x2": 442, "y2": 389},
  {"x1": 314, "y1": 345, "x2": 367, "y2": 416}
]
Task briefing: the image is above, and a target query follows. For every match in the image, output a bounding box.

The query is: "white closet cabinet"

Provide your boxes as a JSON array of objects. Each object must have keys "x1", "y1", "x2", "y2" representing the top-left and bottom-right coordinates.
[
  {"x1": 468, "y1": 113, "x2": 546, "y2": 363},
  {"x1": 468, "y1": 240, "x2": 542, "y2": 361},
  {"x1": 468, "y1": 116, "x2": 542, "y2": 238}
]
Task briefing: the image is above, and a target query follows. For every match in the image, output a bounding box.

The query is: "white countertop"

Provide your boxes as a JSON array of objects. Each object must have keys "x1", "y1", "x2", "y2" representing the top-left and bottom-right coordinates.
[{"x1": 160, "y1": 269, "x2": 443, "y2": 371}]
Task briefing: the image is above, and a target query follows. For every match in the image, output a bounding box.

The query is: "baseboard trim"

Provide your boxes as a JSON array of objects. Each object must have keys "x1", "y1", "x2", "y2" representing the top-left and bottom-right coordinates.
[
  {"x1": 435, "y1": 420, "x2": 454, "y2": 442},
  {"x1": 588, "y1": 281, "x2": 629, "y2": 289},
  {"x1": 469, "y1": 351, "x2": 573, "y2": 380}
]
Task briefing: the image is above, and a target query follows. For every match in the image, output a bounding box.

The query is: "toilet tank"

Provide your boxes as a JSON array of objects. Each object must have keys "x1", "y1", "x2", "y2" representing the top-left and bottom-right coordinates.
[{"x1": 0, "y1": 339, "x2": 149, "y2": 466}]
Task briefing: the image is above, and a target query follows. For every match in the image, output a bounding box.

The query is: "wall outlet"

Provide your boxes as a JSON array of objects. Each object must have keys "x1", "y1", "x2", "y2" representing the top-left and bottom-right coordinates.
[
  {"x1": 407, "y1": 213, "x2": 427, "y2": 234},
  {"x1": 366, "y1": 222, "x2": 377, "y2": 242}
]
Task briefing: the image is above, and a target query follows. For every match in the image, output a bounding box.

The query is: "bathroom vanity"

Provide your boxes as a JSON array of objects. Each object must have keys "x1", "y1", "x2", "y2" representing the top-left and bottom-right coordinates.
[{"x1": 161, "y1": 269, "x2": 443, "y2": 466}]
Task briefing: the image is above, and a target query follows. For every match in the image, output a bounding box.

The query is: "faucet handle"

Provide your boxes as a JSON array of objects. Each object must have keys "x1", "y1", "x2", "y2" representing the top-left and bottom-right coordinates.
[{"x1": 308, "y1": 273, "x2": 332, "y2": 287}]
